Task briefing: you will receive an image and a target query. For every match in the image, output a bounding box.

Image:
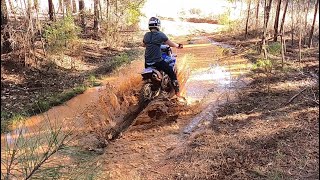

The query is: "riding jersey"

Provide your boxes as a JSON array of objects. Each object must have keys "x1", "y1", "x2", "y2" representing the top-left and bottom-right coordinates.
[{"x1": 143, "y1": 31, "x2": 168, "y2": 65}]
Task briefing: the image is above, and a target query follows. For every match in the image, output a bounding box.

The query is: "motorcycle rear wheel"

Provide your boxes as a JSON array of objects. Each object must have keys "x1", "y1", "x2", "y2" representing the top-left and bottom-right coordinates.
[{"x1": 140, "y1": 83, "x2": 160, "y2": 101}]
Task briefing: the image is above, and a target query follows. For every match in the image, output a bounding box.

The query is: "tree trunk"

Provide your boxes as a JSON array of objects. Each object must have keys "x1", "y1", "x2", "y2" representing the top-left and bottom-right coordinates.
[
  {"x1": 281, "y1": 35, "x2": 285, "y2": 68},
  {"x1": 308, "y1": 0, "x2": 319, "y2": 48},
  {"x1": 298, "y1": 3, "x2": 302, "y2": 62},
  {"x1": 34, "y1": 0, "x2": 39, "y2": 12},
  {"x1": 265, "y1": 0, "x2": 272, "y2": 28},
  {"x1": 261, "y1": 0, "x2": 273, "y2": 59},
  {"x1": 48, "y1": 0, "x2": 55, "y2": 21},
  {"x1": 291, "y1": 1, "x2": 294, "y2": 46},
  {"x1": 65, "y1": 0, "x2": 71, "y2": 15},
  {"x1": 255, "y1": 0, "x2": 260, "y2": 29},
  {"x1": 303, "y1": 0, "x2": 311, "y2": 45},
  {"x1": 273, "y1": 0, "x2": 282, "y2": 42},
  {"x1": 79, "y1": 0, "x2": 85, "y2": 30},
  {"x1": 72, "y1": 0, "x2": 77, "y2": 13},
  {"x1": 1, "y1": 0, "x2": 8, "y2": 27},
  {"x1": 58, "y1": 0, "x2": 64, "y2": 15},
  {"x1": 99, "y1": 0, "x2": 103, "y2": 20},
  {"x1": 93, "y1": 0, "x2": 100, "y2": 31},
  {"x1": 245, "y1": 0, "x2": 252, "y2": 39},
  {"x1": 1, "y1": 0, "x2": 12, "y2": 54},
  {"x1": 106, "y1": 0, "x2": 109, "y2": 21},
  {"x1": 279, "y1": 0, "x2": 288, "y2": 34}
]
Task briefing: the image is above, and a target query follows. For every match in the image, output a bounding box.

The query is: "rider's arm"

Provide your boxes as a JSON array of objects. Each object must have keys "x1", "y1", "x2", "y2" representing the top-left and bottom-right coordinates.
[{"x1": 165, "y1": 39, "x2": 179, "y2": 48}]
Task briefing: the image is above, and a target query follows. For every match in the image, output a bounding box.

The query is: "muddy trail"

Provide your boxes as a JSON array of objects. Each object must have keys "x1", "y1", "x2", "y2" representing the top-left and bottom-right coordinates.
[
  {"x1": 95, "y1": 37, "x2": 251, "y2": 179},
  {"x1": 1, "y1": 36, "x2": 251, "y2": 179}
]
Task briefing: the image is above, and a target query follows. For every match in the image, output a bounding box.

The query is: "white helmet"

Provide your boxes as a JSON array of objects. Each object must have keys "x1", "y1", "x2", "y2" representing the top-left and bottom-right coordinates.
[{"x1": 148, "y1": 17, "x2": 161, "y2": 31}]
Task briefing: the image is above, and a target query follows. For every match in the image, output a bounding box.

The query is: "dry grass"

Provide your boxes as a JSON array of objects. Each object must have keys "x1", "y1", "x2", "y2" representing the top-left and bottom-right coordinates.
[{"x1": 159, "y1": 58, "x2": 319, "y2": 179}]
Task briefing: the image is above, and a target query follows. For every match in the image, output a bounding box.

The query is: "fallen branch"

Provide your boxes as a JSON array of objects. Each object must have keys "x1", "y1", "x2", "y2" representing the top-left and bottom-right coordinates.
[{"x1": 285, "y1": 87, "x2": 309, "y2": 105}]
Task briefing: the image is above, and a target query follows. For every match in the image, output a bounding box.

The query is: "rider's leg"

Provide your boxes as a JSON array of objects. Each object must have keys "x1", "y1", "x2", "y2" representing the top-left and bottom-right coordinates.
[{"x1": 154, "y1": 60, "x2": 180, "y2": 94}]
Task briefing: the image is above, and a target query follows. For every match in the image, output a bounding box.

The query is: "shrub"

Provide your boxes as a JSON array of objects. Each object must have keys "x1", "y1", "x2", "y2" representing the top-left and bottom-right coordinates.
[
  {"x1": 267, "y1": 42, "x2": 282, "y2": 55},
  {"x1": 218, "y1": 11, "x2": 231, "y2": 25},
  {"x1": 253, "y1": 58, "x2": 274, "y2": 73},
  {"x1": 112, "y1": 52, "x2": 130, "y2": 68},
  {"x1": 44, "y1": 16, "x2": 81, "y2": 53}
]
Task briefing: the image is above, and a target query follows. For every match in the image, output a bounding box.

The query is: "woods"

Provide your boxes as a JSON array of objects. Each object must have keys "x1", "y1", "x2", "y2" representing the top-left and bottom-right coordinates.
[{"x1": 1, "y1": 0, "x2": 319, "y2": 179}]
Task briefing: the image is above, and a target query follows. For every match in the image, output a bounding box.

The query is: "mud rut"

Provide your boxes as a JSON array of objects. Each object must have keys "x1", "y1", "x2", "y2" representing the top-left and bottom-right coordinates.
[{"x1": 96, "y1": 38, "x2": 251, "y2": 179}]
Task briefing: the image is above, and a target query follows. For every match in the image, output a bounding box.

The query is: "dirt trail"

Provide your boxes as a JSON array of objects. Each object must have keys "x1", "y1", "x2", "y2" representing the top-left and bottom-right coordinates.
[
  {"x1": 97, "y1": 37, "x2": 251, "y2": 179},
  {"x1": 1, "y1": 36, "x2": 252, "y2": 179}
]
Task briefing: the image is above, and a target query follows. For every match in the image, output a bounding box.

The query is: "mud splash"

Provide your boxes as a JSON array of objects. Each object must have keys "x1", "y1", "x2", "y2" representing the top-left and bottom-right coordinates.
[{"x1": 1, "y1": 60, "x2": 145, "y2": 148}]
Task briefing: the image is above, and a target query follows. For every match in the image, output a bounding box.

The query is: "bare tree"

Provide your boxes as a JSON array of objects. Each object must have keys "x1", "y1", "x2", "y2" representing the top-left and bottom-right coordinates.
[
  {"x1": 1, "y1": 0, "x2": 8, "y2": 27},
  {"x1": 255, "y1": 0, "x2": 260, "y2": 29},
  {"x1": 245, "y1": 0, "x2": 252, "y2": 39},
  {"x1": 58, "y1": 0, "x2": 64, "y2": 15},
  {"x1": 303, "y1": 0, "x2": 311, "y2": 45},
  {"x1": 94, "y1": 0, "x2": 100, "y2": 31},
  {"x1": 72, "y1": 0, "x2": 77, "y2": 13},
  {"x1": 79, "y1": 0, "x2": 85, "y2": 30},
  {"x1": 291, "y1": 1, "x2": 294, "y2": 46},
  {"x1": 279, "y1": 0, "x2": 289, "y2": 34},
  {"x1": 298, "y1": 1, "x2": 302, "y2": 62},
  {"x1": 1, "y1": 0, "x2": 11, "y2": 53},
  {"x1": 261, "y1": 0, "x2": 273, "y2": 58},
  {"x1": 308, "y1": 0, "x2": 319, "y2": 48},
  {"x1": 99, "y1": 0, "x2": 103, "y2": 20},
  {"x1": 65, "y1": 0, "x2": 72, "y2": 15},
  {"x1": 273, "y1": 0, "x2": 281, "y2": 42},
  {"x1": 48, "y1": 0, "x2": 55, "y2": 21}
]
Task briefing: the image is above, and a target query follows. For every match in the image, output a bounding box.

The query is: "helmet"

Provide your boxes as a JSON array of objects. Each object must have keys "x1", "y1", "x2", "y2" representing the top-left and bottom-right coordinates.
[{"x1": 148, "y1": 17, "x2": 161, "y2": 31}]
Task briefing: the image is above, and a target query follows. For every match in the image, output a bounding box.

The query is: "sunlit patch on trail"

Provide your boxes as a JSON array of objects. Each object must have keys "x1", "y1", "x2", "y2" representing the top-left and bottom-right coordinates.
[
  {"x1": 184, "y1": 65, "x2": 234, "y2": 105},
  {"x1": 189, "y1": 66, "x2": 232, "y2": 85}
]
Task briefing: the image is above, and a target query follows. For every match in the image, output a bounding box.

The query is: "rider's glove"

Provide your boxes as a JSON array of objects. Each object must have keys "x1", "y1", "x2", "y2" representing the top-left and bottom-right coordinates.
[{"x1": 178, "y1": 44, "x2": 183, "y2": 49}]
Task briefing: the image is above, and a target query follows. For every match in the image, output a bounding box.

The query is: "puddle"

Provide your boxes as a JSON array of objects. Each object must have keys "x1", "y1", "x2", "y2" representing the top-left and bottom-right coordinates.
[{"x1": 181, "y1": 39, "x2": 250, "y2": 134}]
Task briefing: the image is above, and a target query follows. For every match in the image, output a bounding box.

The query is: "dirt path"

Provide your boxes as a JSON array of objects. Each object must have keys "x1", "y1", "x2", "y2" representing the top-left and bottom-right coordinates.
[
  {"x1": 97, "y1": 37, "x2": 251, "y2": 179},
  {"x1": 1, "y1": 35, "x2": 252, "y2": 179}
]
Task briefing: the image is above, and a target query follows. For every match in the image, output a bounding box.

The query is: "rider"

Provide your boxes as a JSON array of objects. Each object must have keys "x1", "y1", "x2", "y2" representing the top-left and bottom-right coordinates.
[{"x1": 143, "y1": 17, "x2": 183, "y2": 96}]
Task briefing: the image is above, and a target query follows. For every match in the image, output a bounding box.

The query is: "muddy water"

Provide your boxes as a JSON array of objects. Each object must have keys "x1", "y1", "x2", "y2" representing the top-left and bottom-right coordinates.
[{"x1": 177, "y1": 37, "x2": 251, "y2": 134}]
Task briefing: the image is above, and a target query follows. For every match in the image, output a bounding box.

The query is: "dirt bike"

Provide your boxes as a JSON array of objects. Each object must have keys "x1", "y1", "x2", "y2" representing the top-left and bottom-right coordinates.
[{"x1": 140, "y1": 45, "x2": 179, "y2": 101}]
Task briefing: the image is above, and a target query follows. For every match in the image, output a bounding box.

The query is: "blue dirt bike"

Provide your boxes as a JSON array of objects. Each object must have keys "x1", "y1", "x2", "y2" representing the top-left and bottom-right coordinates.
[{"x1": 140, "y1": 45, "x2": 178, "y2": 101}]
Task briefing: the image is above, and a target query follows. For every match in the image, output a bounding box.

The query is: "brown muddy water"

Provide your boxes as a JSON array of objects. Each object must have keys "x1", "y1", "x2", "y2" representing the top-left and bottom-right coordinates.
[{"x1": 1, "y1": 37, "x2": 252, "y2": 179}]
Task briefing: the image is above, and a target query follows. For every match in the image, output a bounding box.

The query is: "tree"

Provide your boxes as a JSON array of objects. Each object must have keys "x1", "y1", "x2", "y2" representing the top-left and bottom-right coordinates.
[
  {"x1": 245, "y1": 0, "x2": 252, "y2": 39},
  {"x1": 279, "y1": 0, "x2": 289, "y2": 34},
  {"x1": 255, "y1": 0, "x2": 260, "y2": 29},
  {"x1": 72, "y1": 0, "x2": 77, "y2": 13},
  {"x1": 261, "y1": 0, "x2": 273, "y2": 58},
  {"x1": 48, "y1": 0, "x2": 55, "y2": 21},
  {"x1": 303, "y1": 0, "x2": 311, "y2": 45},
  {"x1": 308, "y1": 0, "x2": 319, "y2": 48},
  {"x1": 291, "y1": 0, "x2": 294, "y2": 46},
  {"x1": 65, "y1": 0, "x2": 71, "y2": 15},
  {"x1": 58, "y1": 0, "x2": 64, "y2": 15},
  {"x1": 79, "y1": 0, "x2": 85, "y2": 30},
  {"x1": 1, "y1": 0, "x2": 8, "y2": 27},
  {"x1": 273, "y1": 0, "x2": 281, "y2": 42},
  {"x1": 1, "y1": 0, "x2": 11, "y2": 53},
  {"x1": 94, "y1": 0, "x2": 100, "y2": 31}
]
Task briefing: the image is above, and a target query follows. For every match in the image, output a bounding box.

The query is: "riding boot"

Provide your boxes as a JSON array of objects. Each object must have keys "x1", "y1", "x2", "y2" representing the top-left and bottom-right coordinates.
[{"x1": 172, "y1": 80, "x2": 180, "y2": 94}]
